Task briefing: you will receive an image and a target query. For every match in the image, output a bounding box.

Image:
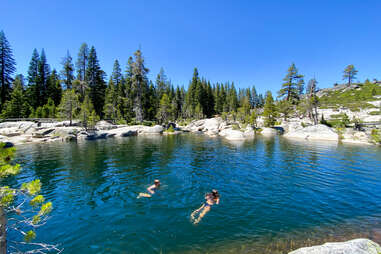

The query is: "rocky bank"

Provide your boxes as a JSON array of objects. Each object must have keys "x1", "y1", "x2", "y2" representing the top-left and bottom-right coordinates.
[{"x1": 288, "y1": 238, "x2": 381, "y2": 254}]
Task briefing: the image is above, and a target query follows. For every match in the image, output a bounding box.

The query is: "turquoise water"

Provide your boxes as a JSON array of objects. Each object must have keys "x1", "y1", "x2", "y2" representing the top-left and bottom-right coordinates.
[{"x1": 6, "y1": 134, "x2": 381, "y2": 253}]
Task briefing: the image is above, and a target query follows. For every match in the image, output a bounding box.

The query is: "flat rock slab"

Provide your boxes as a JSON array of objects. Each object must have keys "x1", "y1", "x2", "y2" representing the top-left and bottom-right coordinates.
[{"x1": 289, "y1": 239, "x2": 381, "y2": 254}]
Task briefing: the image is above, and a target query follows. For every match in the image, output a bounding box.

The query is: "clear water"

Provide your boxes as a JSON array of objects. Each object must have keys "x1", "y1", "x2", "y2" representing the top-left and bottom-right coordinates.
[{"x1": 6, "y1": 134, "x2": 381, "y2": 253}]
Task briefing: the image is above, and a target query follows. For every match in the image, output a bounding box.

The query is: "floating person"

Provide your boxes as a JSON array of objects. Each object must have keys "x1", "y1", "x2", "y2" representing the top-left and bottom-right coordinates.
[
  {"x1": 137, "y1": 179, "x2": 161, "y2": 199},
  {"x1": 190, "y1": 189, "x2": 220, "y2": 224}
]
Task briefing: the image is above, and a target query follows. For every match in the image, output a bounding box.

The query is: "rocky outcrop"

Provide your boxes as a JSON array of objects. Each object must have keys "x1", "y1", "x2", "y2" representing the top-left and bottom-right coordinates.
[
  {"x1": 284, "y1": 124, "x2": 339, "y2": 141},
  {"x1": 95, "y1": 120, "x2": 117, "y2": 130},
  {"x1": 289, "y1": 238, "x2": 381, "y2": 254},
  {"x1": 341, "y1": 129, "x2": 371, "y2": 144},
  {"x1": 219, "y1": 129, "x2": 246, "y2": 140},
  {"x1": 183, "y1": 117, "x2": 257, "y2": 140},
  {"x1": 138, "y1": 125, "x2": 164, "y2": 135}
]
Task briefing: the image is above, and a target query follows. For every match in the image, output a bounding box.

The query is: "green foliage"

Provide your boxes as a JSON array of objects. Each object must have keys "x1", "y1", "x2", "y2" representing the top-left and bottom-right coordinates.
[
  {"x1": 248, "y1": 110, "x2": 258, "y2": 128},
  {"x1": 319, "y1": 81, "x2": 381, "y2": 110},
  {"x1": 343, "y1": 64, "x2": 358, "y2": 86},
  {"x1": 0, "y1": 186, "x2": 15, "y2": 206},
  {"x1": 263, "y1": 91, "x2": 277, "y2": 127},
  {"x1": 278, "y1": 63, "x2": 304, "y2": 103},
  {"x1": 166, "y1": 125, "x2": 175, "y2": 133},
  {"x1": 21, "y1": 179, "x2": 41, "y2": 195},
  {"x1": 24, "y1": 230, "x2": 36, "y2": 242},
  {"x1": 0, "y1": 143, "x2": 21, "y2": 177},
  {"x1": 369, "y1": 110, "x2": 381, "y2": 115},
  {"x1": 371, "y1": 129, "x2": 380, "y2": 144},
  {"x1": 30, "y1": 195, "x2": 45, "y2": 206},
  {"x1": 320, "y1": 114, "x2": 331, "y2": 127},
  {"x1": 156, "y1": 93, "x2": 172, "y2": 124},
  {"x1": 231, "y1": 124, "x2": 240, "y2": 130},
  {"x1": 0, "y1": 30, "x2": 16, "y2": 110},
  {"x1": 39, "y1": 201, "x2": 53, "y2": 216},
  {"x1": 58, "y1": 89, "x2": 80, "y2": 124},
  {"x1": 277, "y1": 100, "x2": 293, "y2": 120}
]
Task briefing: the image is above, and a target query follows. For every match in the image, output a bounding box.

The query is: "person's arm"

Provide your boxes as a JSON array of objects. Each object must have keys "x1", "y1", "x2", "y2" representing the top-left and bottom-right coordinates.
[
  {"x1": 215, "y1": 198, "x2": 220, "y2": 205},
  {"x1": 147, "y1": 185, "x2": 155, "y2": 194}
]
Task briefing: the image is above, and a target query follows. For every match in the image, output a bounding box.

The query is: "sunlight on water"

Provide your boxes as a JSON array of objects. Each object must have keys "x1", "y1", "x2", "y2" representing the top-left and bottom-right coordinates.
[{"x1": 7, "y1": 134, "x2": 381, "y2": 253}]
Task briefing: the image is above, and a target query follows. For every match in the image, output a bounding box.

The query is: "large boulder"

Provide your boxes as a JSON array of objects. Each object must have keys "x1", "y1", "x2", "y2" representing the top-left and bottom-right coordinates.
[
  {"x1": 106, "y1": 127, "x2": 138, "y2": 137},
  {"x1": 203, "y1": 118, "x2": 222, "y2": 132},
  {"x1": 288, "y1": 238, "x2": 381, "y2": 254},
  {"x1": 95, "y1": 120, "x2": 116, "y2": 130},
  {"x1": 261, "y1": 127, "x2": 277, "y2": 136},
  {"x1": 219, "y1": 129, "x2": 246, "y2": 140},
  {"x1": 32, "y1": 128, "x2": 55, "y2": 138},
  {"x1": 139, "y1": 125, "x2": 164, "y2": 134},
  {"x1": 244, "y1": 125, "x2": 255, "y2": 138},
  {"x1": 342, "y1": 129, "x2": 371, "y2": 144},
  {"x1": 284, "y1": 124, "x2": 339, "y2": 141}
]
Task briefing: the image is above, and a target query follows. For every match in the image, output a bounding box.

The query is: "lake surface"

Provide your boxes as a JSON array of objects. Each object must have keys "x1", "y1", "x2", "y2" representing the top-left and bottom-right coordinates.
[{"x1": 6, "y1": 134, "x2": 381, "y2": 253}]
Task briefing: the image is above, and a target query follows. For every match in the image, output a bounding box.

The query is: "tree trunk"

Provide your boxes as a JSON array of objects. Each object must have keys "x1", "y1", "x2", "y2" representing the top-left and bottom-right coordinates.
[{"x1": 0, "y1": 207, "x2": 6, "y2": 254}]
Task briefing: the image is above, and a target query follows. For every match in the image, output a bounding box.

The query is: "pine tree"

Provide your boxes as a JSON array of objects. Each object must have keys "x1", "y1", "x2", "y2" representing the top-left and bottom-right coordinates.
[
  {"x1": 343, "y1": 64, "x2": 358, "y2": 86},
  {"x1": 111, "y1": 59, "x2": 123, "y2": 86},
  {"x1": 60, "y1": 51, "x2": 74, "y2": 89},
  {"x1": 306, "y1": 78, "x2": 319, "y2": 125},
  {"x1": 26, "y1": 49, "x2": 40, "y2": 109},
  {"x1": 156, "y1": 93, "x2": 172, "y2": 124},
  {"x1": 1, "y1": 75, "x2": 27, "y2": 118},
  {"x1": 278, "y1": 63, "x2": 304, "y2": 103},
  {"x1": 58, "y1": 89, "x2": 80, "y2": 126},
  {"x1": 76, "y1": 43, "x2": 89, "y2": 81},
  {"x1": 263, "y1": 91, "x2": 277, "y2": 127},
  {"x1": 156, "y1": 67, "x2": 168, "y2": 100},
  {"x1": 37, "y1": 49, "x2": 50, "y2": 106},
  {"x1": 228, "y1": 82, "x2": 238, "y2": 112},
  {"x1": 103, "y1": 79, "x2": 118, "y2": 120},
  {"x1": 46, "y1": 70, "x2": 62, "y2": 106},
  {"x1": 131, "y1": 49, "x2": 149, "y2": 122},
  {"x1": 0, "y1": 30, "x2": 16, "y2": 110},
  {"x1": 79, "y1": 95, "x2": 98, "y2": 130},
  {"x1": 85, "y1": 46, "x2": 106, "y2": 117}
]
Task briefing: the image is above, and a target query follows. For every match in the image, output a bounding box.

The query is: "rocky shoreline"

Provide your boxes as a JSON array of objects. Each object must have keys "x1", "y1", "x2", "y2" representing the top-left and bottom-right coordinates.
[
  {"x1": 0, "y1": 116, "x2": 379, "y2": 146},
  {"x1": 289, "y1": 238, "x2": 381, "y2": 254}
]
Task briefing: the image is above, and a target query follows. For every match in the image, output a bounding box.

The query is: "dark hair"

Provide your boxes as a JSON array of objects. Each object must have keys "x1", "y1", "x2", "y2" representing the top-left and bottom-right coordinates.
[{"x1": 210, "y1": 190, "x2": 220, "y2": 199}]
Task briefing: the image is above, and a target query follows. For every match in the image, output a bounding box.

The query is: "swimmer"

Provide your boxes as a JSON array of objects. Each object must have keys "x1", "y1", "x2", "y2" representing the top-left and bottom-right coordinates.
[
  {"x1": 190, "y1": 189, "x2": 220, "y2": 224},
  {"x1": 137, "y1": 179, "x2": 161, "y2": 199}
]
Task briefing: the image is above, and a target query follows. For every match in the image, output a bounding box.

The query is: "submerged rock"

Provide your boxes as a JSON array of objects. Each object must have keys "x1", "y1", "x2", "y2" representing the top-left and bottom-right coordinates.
[{"x1": 288, "y1": 238, "x2": 381, "y2": 254}]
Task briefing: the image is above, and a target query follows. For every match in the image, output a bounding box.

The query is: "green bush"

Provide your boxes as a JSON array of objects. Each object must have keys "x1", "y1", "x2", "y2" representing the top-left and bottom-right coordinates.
[
  {"x1": 166, "y1": 125, "x2": 175, "y2": 133},
  {"x1": 231, "y1": 124, "x2": 240, "y2": 130}
]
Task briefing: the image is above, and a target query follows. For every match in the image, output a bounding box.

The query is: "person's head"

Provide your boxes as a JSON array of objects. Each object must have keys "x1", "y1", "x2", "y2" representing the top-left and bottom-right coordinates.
[
  {"x1": 211, "y1": 189, "x2": 219, "y2": 199},
  {"x1": 154, "y1": 179, "x2": 160, "y2": 187}
]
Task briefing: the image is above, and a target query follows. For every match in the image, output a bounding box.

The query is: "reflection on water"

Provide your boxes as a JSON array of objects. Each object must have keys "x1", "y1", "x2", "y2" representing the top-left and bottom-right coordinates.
[{"x1": 7, "y1": 134, "x2": 381, "y2": 253}]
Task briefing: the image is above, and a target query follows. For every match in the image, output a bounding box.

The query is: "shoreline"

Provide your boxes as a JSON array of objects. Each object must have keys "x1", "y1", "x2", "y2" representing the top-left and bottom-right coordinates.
[{"x1": 0, "y1": 117, "x2": 380, "y2": 147}]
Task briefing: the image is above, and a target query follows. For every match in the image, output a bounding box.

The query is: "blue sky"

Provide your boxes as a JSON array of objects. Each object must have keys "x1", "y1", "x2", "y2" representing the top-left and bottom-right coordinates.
[{"x1": 1, "y1": 0, "x2": 381, "y2": 94}]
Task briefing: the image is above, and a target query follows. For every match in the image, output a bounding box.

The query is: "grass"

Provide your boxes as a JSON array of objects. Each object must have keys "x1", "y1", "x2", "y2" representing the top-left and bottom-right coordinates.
[{"x1": 319, "y1": 81, "x2": 381, "y2": 111}]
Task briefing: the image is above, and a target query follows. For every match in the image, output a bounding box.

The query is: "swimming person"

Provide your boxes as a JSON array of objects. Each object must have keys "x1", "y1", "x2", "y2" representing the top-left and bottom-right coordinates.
[
  {"x1": 191, "y1": 189, "x2": 220, "y2": 224},
  {"x1": 137, "y1": 179, "x2": 161, "y2": 198}
]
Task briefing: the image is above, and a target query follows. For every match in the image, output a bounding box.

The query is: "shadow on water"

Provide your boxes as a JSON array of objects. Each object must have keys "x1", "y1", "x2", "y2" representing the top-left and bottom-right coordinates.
[{"x1": 8, "y1": 134, "x2": 381, "y2": 254}]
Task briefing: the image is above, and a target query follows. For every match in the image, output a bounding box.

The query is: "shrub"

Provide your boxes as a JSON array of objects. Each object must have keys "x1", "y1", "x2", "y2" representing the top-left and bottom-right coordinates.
[{"x1": 166, "y1": 125, "x2": 175, "y2": 133}]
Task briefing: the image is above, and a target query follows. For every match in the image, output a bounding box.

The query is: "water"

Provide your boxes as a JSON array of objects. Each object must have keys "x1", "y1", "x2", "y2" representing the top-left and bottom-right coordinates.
[{"x1": 6, "y1": 134, "x2": 381, "y2": 253}]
